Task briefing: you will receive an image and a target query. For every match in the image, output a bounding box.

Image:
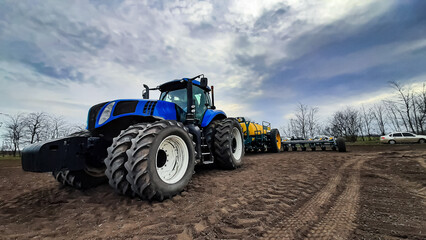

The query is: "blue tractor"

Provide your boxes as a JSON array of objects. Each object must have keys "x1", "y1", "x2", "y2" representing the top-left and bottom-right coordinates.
[{"x1": 22, "y1": 75, "x2": 245, "y2": 200}]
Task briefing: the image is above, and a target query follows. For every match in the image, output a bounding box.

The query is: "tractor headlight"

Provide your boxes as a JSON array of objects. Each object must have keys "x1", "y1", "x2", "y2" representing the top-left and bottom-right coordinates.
[{"x1": 98, "y1": 102, "x2": 115, "y2": 125}]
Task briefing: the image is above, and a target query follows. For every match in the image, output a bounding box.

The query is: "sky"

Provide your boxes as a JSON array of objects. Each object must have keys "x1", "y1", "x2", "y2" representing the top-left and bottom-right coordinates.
[{"x1": 1, "y1": 0, "x2": 426, "y2": 131}]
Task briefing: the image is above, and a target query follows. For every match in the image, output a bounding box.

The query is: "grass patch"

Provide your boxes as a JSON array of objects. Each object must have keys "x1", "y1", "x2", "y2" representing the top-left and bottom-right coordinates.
[
  {"x1": 346, "y1": 141, "x2": 381, "y2": 146},
  {"x1": 0, "y1": 155, "x2": 21, "y2": 161},
  {"x1": 346, "y1": 140, "x2": 381, "y2": 145},
  {"x1": 345, "y1": 137, "x2": 381, "y2": 145}
]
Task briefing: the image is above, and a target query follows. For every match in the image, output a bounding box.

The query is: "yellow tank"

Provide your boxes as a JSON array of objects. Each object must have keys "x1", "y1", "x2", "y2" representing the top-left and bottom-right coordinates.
[{"x1": 237, "y1": 117, "x2": 270, "y2": 136}]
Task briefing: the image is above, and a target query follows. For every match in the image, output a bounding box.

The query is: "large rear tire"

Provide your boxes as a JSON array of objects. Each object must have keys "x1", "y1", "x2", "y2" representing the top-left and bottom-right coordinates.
[
  {"x1": 204, "y1": 120, "x2": 219, "y2": 155},
  {"x1": 104, "y1": 123, "x2": 147, "y2": 195},
  {"x1": 125, "y1": 121, "x2": 195, "y2": 201},
  {"x1": 213, "y1": 118, "x2": 244, "y2": 169},
  {"x1": 269, "y1": 129, "x2": 281, "y2": 153}
]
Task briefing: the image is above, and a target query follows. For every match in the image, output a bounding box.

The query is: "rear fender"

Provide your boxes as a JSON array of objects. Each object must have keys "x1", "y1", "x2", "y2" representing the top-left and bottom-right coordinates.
[{"x1": 201, "y1": 109, "x2": 226, "y2": 127}]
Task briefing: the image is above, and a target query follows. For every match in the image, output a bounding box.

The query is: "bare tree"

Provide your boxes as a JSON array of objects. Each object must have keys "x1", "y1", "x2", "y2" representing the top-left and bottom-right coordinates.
[
  {"x1": 49, "y1": 115, "x2": 69, "y2": 139},
  {"x1": 281, "y1": 118, "x2": 301, "y2": 138},
  {"x1": 360, "y1": 105, "x2": 374, "y2": 140},
  {"x1": 292, "y1": 103, "x2": 319, "y2": 139},
  {"x1": 294, "y1": 103, "x2": 308, "y2": 139},
  {"x1": 372, "y1": 103, "x2": 386, "y2": 135},
  {"x1": 307, "y1": 106, "x2": 319, "y2": 138},
  {"x1": 345, "y1": 107, "x2": 360, "y2": 141},
  {"x1": 1, "y1": 140, "x2": 10, "y2": 157},
  {"x1": 414, "y1": 83, "x2": 426, "y2": 134},
  {"x1": 383, "y1": 100, "x2": 401, "y2": 132},
  {"x1": 329, "y1": 107, "x2": 360, "y2": 142},
  {"x1": 390, "y1": 81, "x2": 416, "y2": 133},
  {"x1": 68, "y1": 124, "x2": 87, "y2": 133},
  {"x1": 322, "y1": 124, "x2": 333, "y2": 136},
  {"x1": 25, "y1": 112, "x2": 49, "y2": 144},
  {"x1": 1, "y1": 112, "x2": 86, "y2": 152},
  {"x1": 279, "y1": 125, "x2": 287, "y2": 138},
  {"x1": 2, "y1": 113, "x2": 26, "y2": 156}
]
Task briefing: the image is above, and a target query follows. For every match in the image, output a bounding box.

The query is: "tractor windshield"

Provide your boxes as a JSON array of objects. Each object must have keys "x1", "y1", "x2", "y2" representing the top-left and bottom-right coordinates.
[
  {"x1": 160, "y1": 86, "x2": 211, "y2": 121},
  {"x1": 160, "y1": 88, "x2": 187, "y2": 111}
]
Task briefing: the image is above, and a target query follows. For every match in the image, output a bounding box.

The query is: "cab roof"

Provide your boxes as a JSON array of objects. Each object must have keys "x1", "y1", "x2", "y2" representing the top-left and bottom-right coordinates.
[{"x1": 158, "y1": 78, "x2": 211, "y2": 92}]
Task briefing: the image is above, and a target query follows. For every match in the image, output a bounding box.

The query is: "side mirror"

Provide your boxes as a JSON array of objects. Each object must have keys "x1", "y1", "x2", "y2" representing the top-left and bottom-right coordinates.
[
  {"x1": 200, "y1": 77, "x2": 208, "y2": 88},
  {"x1": 142, "y1": 84, "x2": 149, "y2": 99}
]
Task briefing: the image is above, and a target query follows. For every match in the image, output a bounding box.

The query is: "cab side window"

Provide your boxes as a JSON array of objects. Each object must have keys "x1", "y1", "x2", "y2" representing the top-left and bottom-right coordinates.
[{"x1": 193, "y1": 86, "x2": 208, "y2": 121}]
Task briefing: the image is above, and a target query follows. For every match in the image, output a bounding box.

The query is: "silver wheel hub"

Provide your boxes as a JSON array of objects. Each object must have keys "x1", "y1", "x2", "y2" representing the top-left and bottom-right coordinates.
[
  {"x1": 231, "y1": 127, "x2": 243, "y2": 160},
  {"x1": 156, "y1": 135, "x2": 189, "y2": 184}
]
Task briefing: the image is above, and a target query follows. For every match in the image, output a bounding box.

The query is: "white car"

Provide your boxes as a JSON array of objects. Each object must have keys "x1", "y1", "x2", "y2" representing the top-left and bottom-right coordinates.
[{"x1": 380, "y1": 132, "x2": 426, "y2": 144}]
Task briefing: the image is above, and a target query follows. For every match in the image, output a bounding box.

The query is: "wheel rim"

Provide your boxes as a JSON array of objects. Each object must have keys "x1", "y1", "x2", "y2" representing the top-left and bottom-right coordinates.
[
  {"x1": 156, "y1": 135, "x2": 189, "y2": 184},
  {"x1": 390, "y1": 140, "x2": 395, "y2": 144},
  {"x1": 231, "y1": 127, "x2": 243, "y2": 160},
  {"x1": 276, "y1": 133, "x2": 281, "y2": 150}
]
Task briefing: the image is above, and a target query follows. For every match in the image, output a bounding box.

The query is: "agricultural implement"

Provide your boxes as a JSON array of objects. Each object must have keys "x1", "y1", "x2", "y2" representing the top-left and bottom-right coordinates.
[
  {"x1": 281, "y1": 136, "x2": 346, "y2": 152},
  {"x1": 21, "y1": 75, "x2": 245, "y2": 201},
  {"x1": 236, "y1": 117, "x2": 281, "y2": 153}
]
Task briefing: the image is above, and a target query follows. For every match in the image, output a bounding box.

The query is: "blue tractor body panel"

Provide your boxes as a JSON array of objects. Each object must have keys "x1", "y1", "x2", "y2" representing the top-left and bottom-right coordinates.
[
  {"x1": 201, "y1": 109, "x2": 227, "y2": 127},
  {"x1": 91, "y1": 99, "x2": 178, "y2": 129},
  {"x1": 90, "y1": 99, "x2": 225, "y2": 129}
]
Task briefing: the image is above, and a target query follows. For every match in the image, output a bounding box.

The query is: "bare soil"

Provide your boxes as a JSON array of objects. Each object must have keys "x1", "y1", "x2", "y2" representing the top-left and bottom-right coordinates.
[{"x1": 0, "y1": 144, "x2": 425, "y2": 239}]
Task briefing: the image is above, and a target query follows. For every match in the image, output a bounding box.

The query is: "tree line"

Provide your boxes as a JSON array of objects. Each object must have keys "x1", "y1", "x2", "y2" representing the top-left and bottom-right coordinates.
[
  {"x1": 281, "y1": 81, "x2": 426, "y2": 141},
  {"x1": 0, "y1": 112, "x2": 84, "y2": 156}
]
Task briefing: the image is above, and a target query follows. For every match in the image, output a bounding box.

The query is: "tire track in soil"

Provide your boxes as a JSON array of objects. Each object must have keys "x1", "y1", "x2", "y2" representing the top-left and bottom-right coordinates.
[
  {"x1": 261, "y1": 158, "x2": 357, "y2": 240},
  {"x1": 305, "y1": 159, "x2": 365, "y2": 240},
  {"x1": 193, "y1": 154, "x2": 333, "y2": 239},
  {"x1": 415, "y1": 157, "x2": 426, "y2": 169},
  {"x1": 200, "y1": 171, "x2": 299, "y2": 238},
  {"x1": 0, "y1": 153, "x2": 343, "y2": 240}
]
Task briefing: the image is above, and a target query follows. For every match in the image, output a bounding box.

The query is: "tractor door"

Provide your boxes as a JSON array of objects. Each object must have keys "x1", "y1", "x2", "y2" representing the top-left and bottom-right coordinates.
[{"x1": 192, "y1": 86, "x2": 210, "y2": 123}]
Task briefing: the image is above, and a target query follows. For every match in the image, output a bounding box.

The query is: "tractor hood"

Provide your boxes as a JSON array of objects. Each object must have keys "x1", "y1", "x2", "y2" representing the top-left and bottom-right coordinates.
[{"x1": 87, "y1": 99, "x2": 183, "y2": 130}]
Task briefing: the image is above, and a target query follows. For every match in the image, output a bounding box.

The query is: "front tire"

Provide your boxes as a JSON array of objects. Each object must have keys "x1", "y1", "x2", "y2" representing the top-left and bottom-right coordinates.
[
  {"x1": 125, "y1": 121, "x2": 195, "y2": 201},
  {"x1": 213, "y1": 118, "x2": 244, "y2": 169},
  {"x1": 336, "y1": 137, "x2": 346, "y2": 152},
  {"x1": 104, "y1": 123, "x2": 147, "y2": 195}
]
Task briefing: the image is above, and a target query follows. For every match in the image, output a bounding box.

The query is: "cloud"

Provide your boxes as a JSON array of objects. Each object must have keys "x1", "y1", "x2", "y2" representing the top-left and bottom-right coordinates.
[
  {"x1": 292, "y1": 39, "x2": 426, "y2": 81},
  {"x1": 0, "y1": 0, "x2": 425, "y2": 135}
]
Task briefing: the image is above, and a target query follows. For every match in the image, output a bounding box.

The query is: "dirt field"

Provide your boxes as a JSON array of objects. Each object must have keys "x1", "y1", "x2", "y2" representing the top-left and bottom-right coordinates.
[{"x1": 1, "y1": 145, "x2": 425, "y2": 240}]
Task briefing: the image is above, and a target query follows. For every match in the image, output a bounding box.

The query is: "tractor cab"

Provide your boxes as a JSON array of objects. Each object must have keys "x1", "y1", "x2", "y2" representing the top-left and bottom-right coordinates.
[{"x1": 143, "y1": 75, "x2": 215, "y2": 125}]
